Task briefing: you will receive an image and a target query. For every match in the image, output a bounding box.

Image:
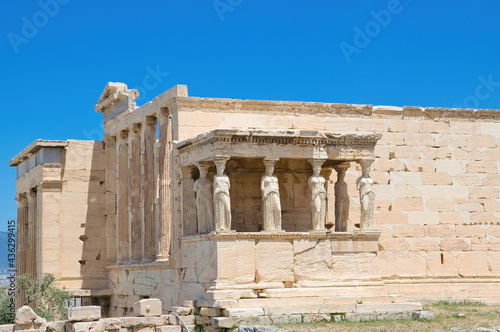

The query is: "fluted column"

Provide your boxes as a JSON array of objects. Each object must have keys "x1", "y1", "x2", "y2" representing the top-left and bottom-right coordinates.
[
  {"x1": 104, "y1": 136, "x2": 117, "y2": 263},
  {"x1": 157, "y1": 109, "x2": 171, "y2": 260},
  {"x1": 16, "y1": 193, "x2": 28, "y2": 306},
  {"x1": 180, "y1": 166, "x2": 197, "y2": 236},
  {"x1": 129, "y1": 123, "x2": 142, "y2": 263},
  {"x1": 16, "y1": 194, "x2": 28, "y2": 277},
  {"x1": 117, "y1": 130, "x2": 129, "y2": 263},
  {"x1": 27, "y1": 188, "x2": 37, "y2": 278},
  {"x1": 356, "y1": 159, "x2": 375, "y2": 231},
  {"x1": 142, "y1": 116, "x2": 157, "y2": 261},
  {"x1": 333, "y1": 163, "x2": 350, "y2": 232}
]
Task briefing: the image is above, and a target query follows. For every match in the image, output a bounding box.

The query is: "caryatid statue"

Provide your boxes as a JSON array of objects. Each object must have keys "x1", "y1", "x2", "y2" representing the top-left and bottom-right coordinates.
[
  {"x1": 194, "y1": 162, "x2": 214, "y2": 234},
  {"x1": 308, "y1": 159, "x2": 327, "y2": 231},
  {"x1": 334, "y1": 164, "x2": 350, "y2": 232},
  {"x1": 213, "y1": 156, "x2": 231, "y2": 231},
  {"x1": 356, "y1": 160, "x2": 375, "y2": 231},
  {"x1": 261, "y1": 158, "x2": 281, "y2": 231}
]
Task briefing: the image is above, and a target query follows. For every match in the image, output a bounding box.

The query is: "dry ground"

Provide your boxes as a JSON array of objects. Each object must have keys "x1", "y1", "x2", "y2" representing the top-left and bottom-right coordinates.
[{"x1": 275, "y1": 301, "x2": 500, "y2": 332}]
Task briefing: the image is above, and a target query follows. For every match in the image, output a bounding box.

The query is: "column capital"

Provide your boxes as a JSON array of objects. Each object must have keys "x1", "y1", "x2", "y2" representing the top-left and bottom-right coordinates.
[
  {"x1": 179, "y1": 166, "x2": 194, "y2": 179},
  {"x1": 196, "y1": 161, "x2": 211, "y2": 172},
  {"x1": 145, "y1": 115, "x2": 157, "y2": 126},
  {"x1": 103, "y1": 136, "x2": 116, "y2": 145},
  {"x1": 130, "y1": 123, "x2": 142, "y2": 135},
  {"x1": 213, "y1": 155, "x2": 231, "y2": 164},
  {"x1": 29, "y1": 187, "x2": 37, "y2": 197},
  {"x1": 159, "y1": 108, "x2": 169, "y2": 118},
  {"x1": 309, "y1": 158, "x2": 327, "y2": 168},
  {"x1": 118, "y1": 129, "x2": 129, "y2": 141},
  {"x1": 333, "y1": 163, "x2": 350, "y2": 173},
  {"x1": 263, "y1": 158, "x2": 279, "y2": 167},
  {"x1": 15, "y1": 193, "x2": 28, "y2": 205},
  {"x1": 358, "y1": 159, "x2": 374, "y2": 168}
]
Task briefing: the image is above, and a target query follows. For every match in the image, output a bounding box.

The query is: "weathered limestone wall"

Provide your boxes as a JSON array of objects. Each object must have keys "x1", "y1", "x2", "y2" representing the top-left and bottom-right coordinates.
[
  {"x1": 174, "y1": 101, "x2": 500, "y2": 300},
  {"x1": 59, "y1": 141, "x2": 107, "y2": 291},
  {"x1": 13, "y1": 140, "x2": 107, "y2": 294}
]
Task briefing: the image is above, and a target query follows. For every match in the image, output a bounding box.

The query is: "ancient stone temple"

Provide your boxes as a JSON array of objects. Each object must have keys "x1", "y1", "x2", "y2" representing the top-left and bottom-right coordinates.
[{"x1": 10, "y1": 83, "x2": 500, "y2": 318}]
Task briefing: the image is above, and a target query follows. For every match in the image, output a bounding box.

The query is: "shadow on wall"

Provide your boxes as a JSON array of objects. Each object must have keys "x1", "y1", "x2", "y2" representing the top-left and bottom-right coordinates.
[{"x1": 60, "y1": 141, "x2": 109, "y2": 315}]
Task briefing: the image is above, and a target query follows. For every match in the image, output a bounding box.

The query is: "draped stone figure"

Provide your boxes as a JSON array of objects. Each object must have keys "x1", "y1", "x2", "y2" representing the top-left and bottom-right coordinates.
[
  {"x1": 261, "y1": 159, "x2": 281, "y2": 231},
  {"x1": 309, "y1": 160, "x2": 327, "y2": 231},
  {"x1": 213, "y1": 157, "x2": 231, "y2": 231},
  {"x1": 334, "y1": 164, "x2": 350, "y2": 232},
  {"x1": 194, "y1": 163, "x2": 214, "y2": 234},
  {"x1": 357, "y1": 160, "x2": 375, "y2": 231}
]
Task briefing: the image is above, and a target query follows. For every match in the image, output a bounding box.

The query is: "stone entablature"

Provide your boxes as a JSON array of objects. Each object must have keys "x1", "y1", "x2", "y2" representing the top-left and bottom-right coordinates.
[
  {"x1": 176, "y1": 129, "x2": 381, "y2": 234},
  {"x1": 176, "y1": 130, "x2": 382, "y2": 164}
]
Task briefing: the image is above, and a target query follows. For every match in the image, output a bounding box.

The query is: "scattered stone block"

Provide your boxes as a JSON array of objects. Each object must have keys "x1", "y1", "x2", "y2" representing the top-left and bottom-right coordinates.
[
  {"x1": 238, "y1": 327, "x2": 255, "y2": 332},
  {"x1": 223, "y1": 307, "x2": 265, "y2": 317},
  {"x1": 254, "y1": 326, "x2": 276, "y2": 332},
  {"x1": 302, "y1": 314, "x2": 331, "y2": 323},
  {"x1": 355, "y1": 303, "x2": 422, "y2": 313},
  {"x1": 183, "y1": 300, "x2": 195, "y2": 307},
  {"x1": 269, "y1": 315, "x2": 289, "y2": 324},
  {"x1": 133, "y1": 298, "x2": 162, "y2": 317},
  {"x1": 288, "y1": 315, "x2": 302, "y2": 323},
  {"x1": 99, "y1": 318, "x2": 122, "y2": 330},
  {"x1": 0, "y1": 325, "x2": 14, "y2": 332},
  {"x1": 71, "y1": 321, "x2": 102, "y2": 332},
  {"x1": 332, "y1": 314, "x2": 343, "y2": 322},
  {"x1": 47, "y1": 321, "x2": 66, "y2": 332},
  {"x1": 67, "y1": 306, "x2": 101, "y2": 322},
  {"x1": 474, "y1": 328, "x2": 497, "y2": 332},
  {"x1": 171, "y1": 306, "x2": 192, "y2": 316},
  {"x1": 213, "y1": 316, "x2": 271, "y2": 329},
  {"x1": 412, "y1": 310, "x2": 435, "y2": 321},
  {"x1": 120, "y1": 316, "x2": 168, "y2": 328},
  {"x1": 195, "y1": 315, "x2": 211, "y2": 325},
  {"x1": 16, "y1": 305, "x2": 38, "y2": 325},
  {"x1": 167, "y1": 314, "x2": 195, "y2": 325},
  {"x1": 199, "y1": 307, "x2": 221, "y2": 317}
]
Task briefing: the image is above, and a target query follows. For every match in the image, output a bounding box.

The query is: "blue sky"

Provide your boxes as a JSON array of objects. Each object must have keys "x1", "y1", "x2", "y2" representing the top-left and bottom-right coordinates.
[{"x1": 1, "y1": 0, "x2": 499, "y2": 230}]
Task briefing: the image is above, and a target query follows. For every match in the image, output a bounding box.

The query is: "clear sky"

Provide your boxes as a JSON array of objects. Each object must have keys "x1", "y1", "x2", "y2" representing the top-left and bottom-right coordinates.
[{"x1": 1, "y1": 0, "x2": 499, "y2": 230}]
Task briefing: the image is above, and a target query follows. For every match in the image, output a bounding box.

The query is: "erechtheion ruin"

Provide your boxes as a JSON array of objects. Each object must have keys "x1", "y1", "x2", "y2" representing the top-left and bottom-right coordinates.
[{"x1": 10, "y1": 83, "x2": 500, "y2": 322}]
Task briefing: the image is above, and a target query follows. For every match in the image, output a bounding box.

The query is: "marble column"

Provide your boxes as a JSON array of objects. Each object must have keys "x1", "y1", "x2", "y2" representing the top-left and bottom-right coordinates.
[
  {"x1": 308, "y1": 159, "x2": 327, "y2": 231},
  {"x1": 142, "y1": 116, "x2": 157, "y2": 261},
  {"x1": 194, "y1": 162, "x2": 214, "y2": 234},
  {"x1": 180, "y1": 167, "x2": 197, "y2": 236},
  {"x1": 16, "y1": 194, "x2": 28, "y2": 278},
  {"x1": 213, "y1": 156, "x2": 231, "y2": 231},
  {"x1": 16, "y1": 193, "x2": 28, "y2": 306},
  {"x1": 261, "y1": 158, "x2": 282, "y2": 231},
  {"x1": 117, "y1": 130, "x2": 129, "y2": 263},
  {"x1": 103, "y1": 136, "x2": 117, "y2": 264},
  {"x1": 27, "y1": 188, "x2": 37, "y2": 278},
  {"x1": 357, "y1": 160, "x2": 375, "y2": 231},
  {"x1": 157, "y1": 109, "x2": 171, "y2": 260},
  {"x1": 129, "y1": 123, "x2": 142, "y2": 263},
  {"x1": 333, "y1": 163, "x2": 350, "y2": 232}
]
